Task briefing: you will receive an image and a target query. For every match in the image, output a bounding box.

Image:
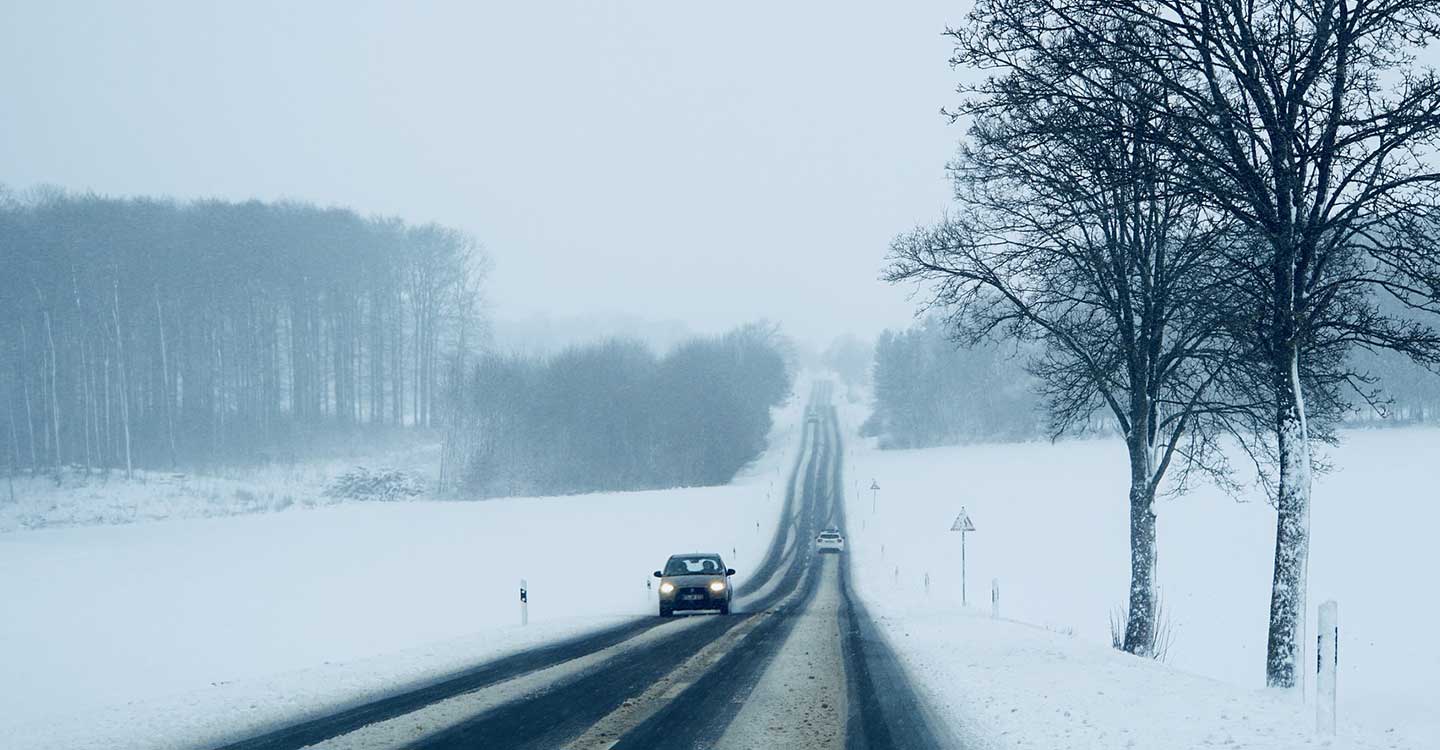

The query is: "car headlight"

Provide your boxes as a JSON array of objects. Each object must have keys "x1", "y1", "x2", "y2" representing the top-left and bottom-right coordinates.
[
  {"x1": 709, "y1": 581, "x2": 726, "y2": 593},
  {"x1": 659, "y1": 582, "x2": 675, "y2": 594}
]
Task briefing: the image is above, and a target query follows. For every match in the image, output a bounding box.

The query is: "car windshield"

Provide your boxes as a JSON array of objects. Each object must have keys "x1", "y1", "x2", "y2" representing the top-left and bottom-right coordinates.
[{"x1": 664, "y1": 557, "x2": 724, "y2": 576}]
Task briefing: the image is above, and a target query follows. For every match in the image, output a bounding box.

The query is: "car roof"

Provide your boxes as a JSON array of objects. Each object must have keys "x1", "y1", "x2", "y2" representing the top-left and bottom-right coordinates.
[{"x1": 668, "y1": 552, "x2": 722, "y2": 559}]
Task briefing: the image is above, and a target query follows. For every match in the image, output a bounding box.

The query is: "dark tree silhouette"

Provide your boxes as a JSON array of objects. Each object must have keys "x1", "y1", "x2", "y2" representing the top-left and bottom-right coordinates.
[
  {"x1": 891, "y1": 18, "x2": 1255, "y2": 656},
  {"x1": 442, "y1": 325, "x2": 792, "y2": 497}
]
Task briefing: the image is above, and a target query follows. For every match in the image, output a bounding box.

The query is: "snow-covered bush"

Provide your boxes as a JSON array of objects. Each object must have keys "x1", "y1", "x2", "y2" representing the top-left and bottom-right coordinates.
[{"x1": 324, "y1": 468, "x2": 426, "y2": 502}]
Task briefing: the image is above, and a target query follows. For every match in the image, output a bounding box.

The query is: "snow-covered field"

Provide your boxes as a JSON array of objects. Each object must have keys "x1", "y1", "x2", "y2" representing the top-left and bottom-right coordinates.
[
  {"x1": 0, "y1": 397, "x2": 805, "y2": 750},
  {"x1": 7, "y1": 377, "x2": 1434, "y2": 750},
  {"x1": 0, "y1": 438, "x2": 443, "y2": 533},
  {"x1": 842, "y1": 402, "x2": 1439, "y2": 748}
]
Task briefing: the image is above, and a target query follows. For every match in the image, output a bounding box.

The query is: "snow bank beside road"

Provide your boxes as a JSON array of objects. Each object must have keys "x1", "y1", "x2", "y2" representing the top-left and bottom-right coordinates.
[
  {"x1": 872, "y1": 610, "x2": 1405, "y2": 750},
  {"x1": 842, "y1": 408, "x2": 1438, "y2": 748},
  {"x1": 0, "y1": 396, "x2": 805, "y2": 750}
]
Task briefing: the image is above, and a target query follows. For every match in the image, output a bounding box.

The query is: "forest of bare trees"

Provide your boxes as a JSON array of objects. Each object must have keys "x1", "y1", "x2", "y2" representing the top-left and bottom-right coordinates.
[
  {"x1": 441, "y1": 325, "x2": 792, "y2": 498},
  {"x1": 863, "y1": 320, "x2": 1041, "y2": 447},
  {"x1": 867, "y1": 320, "x2": 1440, "y2": 449},
  {"x1": 0, "y1": 190, "x2": 485, "y2": 477}
]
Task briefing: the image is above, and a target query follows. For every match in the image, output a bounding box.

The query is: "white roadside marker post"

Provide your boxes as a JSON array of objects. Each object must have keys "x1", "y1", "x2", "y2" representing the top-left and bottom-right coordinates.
[
  {"x1": 950, "y1": 507, "x2": 976, "y2": 607},
  {"x1": 1317, "y1": 600, "x2": 1338, "y2": 735},
  {"x1": 520, "y1": 579, "x2": 529, "y2": 626},
  {"x1": 991, "y1": 578, "x2": 1000, "y2": 619}
]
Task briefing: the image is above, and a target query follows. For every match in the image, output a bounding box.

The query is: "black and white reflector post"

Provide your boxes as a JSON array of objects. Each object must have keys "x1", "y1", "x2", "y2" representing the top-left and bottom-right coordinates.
[
  {"x1": 1317, "y1": 600, "x2": 1338, "y2": 735},
  {"x1": 520, "y1": 579, "x2": 529, "y2": 626}
]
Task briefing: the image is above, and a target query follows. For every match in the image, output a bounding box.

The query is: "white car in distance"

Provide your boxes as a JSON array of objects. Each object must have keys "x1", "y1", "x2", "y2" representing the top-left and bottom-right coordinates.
[{"x1": 816, "y1": 529, "x2": 845, "y2": 553}]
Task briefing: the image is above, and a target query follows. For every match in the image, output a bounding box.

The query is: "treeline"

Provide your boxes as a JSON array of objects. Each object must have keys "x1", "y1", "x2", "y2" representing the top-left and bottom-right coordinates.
[
  {"x1": 0, "y1": 190, "x2": 484, "y2": 475},
  {"x1": 441, "y1": 325, "x2": 792, "y2": 497},
  {"x1": 1341, "y1": 295, "x2": 1440, "y2": 425},
  {"x1": 1345, "y1": 349, "x2": 1440, "y2": 425},
  {"x1": 864, "y1": 321, "x2": 1440, "y2": 450},
  {"x1": 862, "y1": 319, "x2": 1042, "y2": 448}
]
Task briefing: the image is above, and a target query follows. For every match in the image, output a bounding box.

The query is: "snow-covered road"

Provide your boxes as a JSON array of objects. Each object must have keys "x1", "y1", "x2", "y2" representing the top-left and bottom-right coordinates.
[{"x1": 199, "y1": 382, "x2": 942, "y2": 750}]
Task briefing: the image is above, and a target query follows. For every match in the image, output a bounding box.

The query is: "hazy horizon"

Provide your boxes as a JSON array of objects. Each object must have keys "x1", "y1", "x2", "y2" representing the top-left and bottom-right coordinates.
[{"x1": 0, "y1": 1, "x2": 968, "y2": 346}]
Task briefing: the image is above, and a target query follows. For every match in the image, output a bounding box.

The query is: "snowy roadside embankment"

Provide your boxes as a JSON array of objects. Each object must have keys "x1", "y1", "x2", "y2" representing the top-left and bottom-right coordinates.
[
  {"x1": 0, "y1": 392, "x2": 807, "y2": 750},
  {"x1": 840, "y1": 401, "x2": 1437, "y2": 748}
]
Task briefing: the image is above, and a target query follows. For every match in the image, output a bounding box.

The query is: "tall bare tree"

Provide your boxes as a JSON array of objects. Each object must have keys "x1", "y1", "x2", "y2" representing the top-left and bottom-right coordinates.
[
  {"x1": 111, "y1": 277, "x2": 133, "y2": 479},
  {"x1": 890, "y1": 28, "x2": 1246, "y2": 655}
]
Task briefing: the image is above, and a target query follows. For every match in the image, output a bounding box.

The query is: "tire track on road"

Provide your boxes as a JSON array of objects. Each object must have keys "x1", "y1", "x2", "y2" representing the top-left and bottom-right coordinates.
[{"x1": 213, "y1": 385, "x2": 829, "y2": 750}]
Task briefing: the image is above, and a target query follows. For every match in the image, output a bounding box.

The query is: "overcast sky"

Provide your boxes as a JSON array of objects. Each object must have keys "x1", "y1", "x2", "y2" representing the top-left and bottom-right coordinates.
[{"x1": 1, "y1": 1, "x2": 967, "y2": 345}]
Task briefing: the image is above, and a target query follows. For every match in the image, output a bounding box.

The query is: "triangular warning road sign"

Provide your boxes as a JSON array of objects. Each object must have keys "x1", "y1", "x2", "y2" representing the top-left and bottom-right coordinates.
[{"x1": 950, "y1": 508, "x2": 976, "y2": 532}]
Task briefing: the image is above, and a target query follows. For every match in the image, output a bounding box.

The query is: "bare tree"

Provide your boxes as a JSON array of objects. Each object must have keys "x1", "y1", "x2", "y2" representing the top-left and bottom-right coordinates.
[
  {"x1": 18, "y1": 320, "x2": 38, "y2": 475},
  {"x1": 111, "y1": 278, "x2": 132, "y2": 479},
  {"x1": 39, "y1": 289, "x2": 62, "y2": 482},
  {"x1": 888, "y1": 34, "x2": 1247, "y2": 655},
  {"x1": 69, "y1": 266, "x2": 94, "y2": 473},
  {"x1": 154, "y1": 285, "x2": 177, "y2": 468}
]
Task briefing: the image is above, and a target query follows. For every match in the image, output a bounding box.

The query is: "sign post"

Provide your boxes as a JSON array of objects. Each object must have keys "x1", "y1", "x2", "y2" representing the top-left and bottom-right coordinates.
[
  {"x1": 870, "y1": 479, "x2": 880, "y2": 514},
  {"x1": 520, "y1": 579, "x2": 529, "y2": 626},
  {"x1": 1317, "y1": 600, "x2": 1338, "y2": 735},
  {"x1": 950, "y1": 507, "x2": 976, "y2": 607}
]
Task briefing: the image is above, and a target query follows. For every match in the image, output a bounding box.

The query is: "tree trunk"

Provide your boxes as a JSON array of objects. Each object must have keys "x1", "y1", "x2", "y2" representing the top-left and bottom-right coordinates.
[
  {"x1": 1123, "y1": 437, "x2": 1159, "y2": 655},
  {"x1": 155, "y1": 287, "x2": 177, "y2": 468},
  {"x1": 7, "y1": 389, "x2": 19, "y2": 502},
  {"x1": 18, "y1": 321, "x2": 38, "y2": 474},
  {"x1": 103, "y1": 349, "x2": 112, "y2": 472},
  {"x1": 392, "y1": 295, "x2": 404, "y2": 426},
  {"x1": 112, "y1": 281, "x2": 133, "y2": 479},
  {"x1": 1266, "y1": 345, "x2": 1312, "y2": 688},
  {"x1": 72, "y1": 269, "x2": 94, "y2": 474},
  {"x1": 369, "y1": 291, "x2": 384, "y2": 424},
  {"x1": 76, "y1": 336, "x2": 93, "y2": 473},
  {"x1": 42, "y1": 308, "x2": 62, "y2": 482},
  {"x1": 413, "y1": 305, "x2": 422, "y2": 428}
]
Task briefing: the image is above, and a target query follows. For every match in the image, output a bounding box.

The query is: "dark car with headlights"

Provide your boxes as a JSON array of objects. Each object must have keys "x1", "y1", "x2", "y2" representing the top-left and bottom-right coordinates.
[{"x1": 653, "y1": 553, "x2": 735, "y2": 616}]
